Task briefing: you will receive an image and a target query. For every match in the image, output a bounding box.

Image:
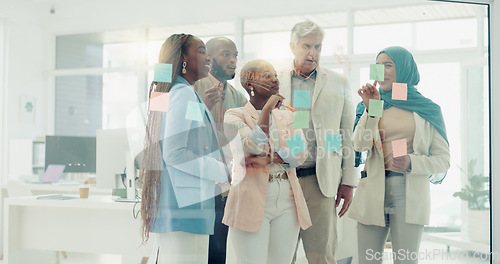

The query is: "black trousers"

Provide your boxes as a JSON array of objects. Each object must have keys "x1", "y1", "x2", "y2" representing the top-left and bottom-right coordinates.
[{"x1": 208, "y1": 193, "x2": 229, "y2": 264}]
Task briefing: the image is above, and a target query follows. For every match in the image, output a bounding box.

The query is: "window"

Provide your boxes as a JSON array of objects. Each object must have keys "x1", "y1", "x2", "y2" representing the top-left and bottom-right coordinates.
[
  {"x1": 0, "y1": 20, "x2": 5, "y2": 176},
  {"x1": 352, "y1": 3, "x2": 490, "y2": 256},
  {"x1": 56, "y1": 30, "x2": 141, "y2": 69},
  {"x1": 51, "y1": 2, "x2": 491, "y2": 259},
  {"x1": 55, "y1": 75, "x2": 103, "y2": 136},
  {"x1": 354, "y1": 23, "x2": 414, "y2": 54},
  {"x1": 416, "y1": 19, "x2": 477, "y2": 50},
  {"x1": 55, "y1": 30, "x2": 144, "y2": 134},
  {"x1": 102, "y1": 72, "x2": 139, "y2": 129}
]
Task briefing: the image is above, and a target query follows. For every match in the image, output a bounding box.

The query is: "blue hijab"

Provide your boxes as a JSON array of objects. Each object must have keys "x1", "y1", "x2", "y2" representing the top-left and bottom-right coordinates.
[{"x1": 353, "y1": 46, "x2": 449, "y2": 184}]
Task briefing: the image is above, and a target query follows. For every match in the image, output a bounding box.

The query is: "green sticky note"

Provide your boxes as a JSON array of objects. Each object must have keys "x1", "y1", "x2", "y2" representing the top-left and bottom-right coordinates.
[
  {"x1": 154, "y1": 63, "x2": 172, "y2": 83},
  {"x1": 369, "y1": 64, "x2": 384, "y2": 81},
  {"x1": 286, "y1": 134, "x2": 307, "y2": 156},
  {"x1": 293, "y1": 90, "x2": 311, "y2": 108},
  {"x1": 185, "y1": 101, "x2": 204, "y2": 122},
  {"x1": 293, "y1": 111, "x2": 309, "y2": 128},
  {"x1": 368, "y1": 99, "x2": 384, "y2": 117},
  {"x1": 326, "y1": 134, "x2": 342, "y2": 152}
]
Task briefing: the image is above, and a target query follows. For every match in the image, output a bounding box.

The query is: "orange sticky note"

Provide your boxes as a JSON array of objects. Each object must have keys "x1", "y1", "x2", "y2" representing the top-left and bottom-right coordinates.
[
  {"x1": 149, "y1": 92, "x2": 169, "y2": 112},
  {"x1": 392, "y1": 138, "x2": 407, "y2": 158},
  {"x1": 392, "y1": 83, "x2": 407, "y2": 100}
]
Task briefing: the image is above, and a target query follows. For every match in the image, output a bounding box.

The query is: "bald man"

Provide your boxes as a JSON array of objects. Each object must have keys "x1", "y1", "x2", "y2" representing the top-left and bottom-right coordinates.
[{"x1": 194, "y1": 37, "x2": 247, "y2": 264}]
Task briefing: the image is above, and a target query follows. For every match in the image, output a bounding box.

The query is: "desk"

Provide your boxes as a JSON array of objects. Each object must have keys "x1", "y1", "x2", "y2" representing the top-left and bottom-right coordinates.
[
  {"x1": 0, "y1": 184, "x2": 112, "y2": 256},
  {"x1": 3, "y1": 196, "x2": 152, "y2": 264}
]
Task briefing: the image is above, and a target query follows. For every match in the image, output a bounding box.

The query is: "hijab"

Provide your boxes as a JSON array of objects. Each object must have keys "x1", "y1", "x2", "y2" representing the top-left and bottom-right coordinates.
[{"x1": 354, "y1": 46, "x2": 448, "y2": 184}]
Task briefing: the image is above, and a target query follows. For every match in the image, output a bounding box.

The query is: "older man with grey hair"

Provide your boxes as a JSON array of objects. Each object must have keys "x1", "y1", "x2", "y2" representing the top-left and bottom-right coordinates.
[{"x1": 277, "y1": 21, "x2": 358, "y2": 263}]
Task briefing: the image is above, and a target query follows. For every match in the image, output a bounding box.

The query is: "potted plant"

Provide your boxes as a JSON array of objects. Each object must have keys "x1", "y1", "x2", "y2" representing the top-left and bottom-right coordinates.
[{"x1": 453, "y1": 159, "x2": 490, "y2": 243}]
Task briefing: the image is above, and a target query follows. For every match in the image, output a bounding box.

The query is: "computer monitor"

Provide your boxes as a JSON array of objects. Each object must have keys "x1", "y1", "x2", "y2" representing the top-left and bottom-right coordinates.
[
  {"x1": 96, "y1": 128, "x2": 130, "y2": 189},
  {"x1": 96, "y1": 127, "x2": 145, "y2": 192},
  {"x1": 45, "y1": 136, "x2": 96, "y2": 173}
]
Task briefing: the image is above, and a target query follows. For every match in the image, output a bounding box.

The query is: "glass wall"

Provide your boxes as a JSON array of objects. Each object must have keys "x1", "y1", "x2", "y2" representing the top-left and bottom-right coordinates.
[{"x1": 52, "y1": 2, "x2": 490, "y2": 262}]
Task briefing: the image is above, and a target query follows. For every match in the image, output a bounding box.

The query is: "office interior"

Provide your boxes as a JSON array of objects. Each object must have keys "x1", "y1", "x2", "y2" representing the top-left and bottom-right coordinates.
[{"x1": 0, "y1": 0, "x2": 499, "y2": 263}]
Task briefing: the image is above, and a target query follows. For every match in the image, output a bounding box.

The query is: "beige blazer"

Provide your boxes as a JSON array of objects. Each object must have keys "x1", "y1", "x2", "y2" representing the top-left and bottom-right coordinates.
[
  {"x1": 277, "y1": 63, "x2": 358, "y2": 197},
  {"x1": 349, "y1": 111, "x2": 450, "y2": 226},
  {"x1": 222, "y1": 103, "x2": 312, "y2": 232}
]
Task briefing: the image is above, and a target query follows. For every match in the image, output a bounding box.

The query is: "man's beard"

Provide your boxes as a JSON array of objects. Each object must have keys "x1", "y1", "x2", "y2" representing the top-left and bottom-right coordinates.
[{"x1": 211, "y1": 59, "x2": 235, "y2": 81}]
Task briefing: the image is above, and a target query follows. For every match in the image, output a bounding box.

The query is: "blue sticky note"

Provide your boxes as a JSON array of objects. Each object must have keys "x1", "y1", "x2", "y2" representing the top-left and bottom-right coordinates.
[
  {"x1": 286, "y1": 134, "x2": 307, "y2": 156},
  {"x1": 185, "y1": 101, "x2": 204, "y2": 122},
  {"x1": 326, "y1": 134, "x2": 342, "y2": 152},
  {"x1": 293, "y1": 111, "x2": 309, "y2": 129},
  {"x1": 368, "y1": 99, "x2": 384, "y2": 117},
  {"x1": 293, "y1": 90, "x2": 311, "y2": 108},
  {"x1": 154, "y1": 63, "x2": 173, "y2": 83},
  {"x1": 369, "y1": 64, "x2": 384, "y2": 81}
]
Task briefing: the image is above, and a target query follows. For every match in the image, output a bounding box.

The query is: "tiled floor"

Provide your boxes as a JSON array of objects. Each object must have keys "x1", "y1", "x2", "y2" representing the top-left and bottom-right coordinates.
[
  {"x1": 60, "y1": 253, "x2": 122, "y2": 264},
  {"x1": 381, "y1": 241, "x2": 490, "y2": 264},
  {"x1": 0, "y1": 252, "x2": 123, "y2": 264},
  {"x1": 1, "y1": 241, "x2": 489, "y2": 264}
]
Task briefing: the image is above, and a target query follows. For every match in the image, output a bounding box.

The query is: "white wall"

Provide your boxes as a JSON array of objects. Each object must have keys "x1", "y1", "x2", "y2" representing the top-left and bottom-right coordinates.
[
  {"x1": 0, "y1": 0, "x2": 498, "y2": 261},
  {"x1": 0, "y1": 0, "x2": 432, "y2": 179},
  {"x1": 46, "y1": 0, "x2": 425, "y2": 34},
  {"x1": 0, "y1": 2, "x2": 51, "y2": 180}
]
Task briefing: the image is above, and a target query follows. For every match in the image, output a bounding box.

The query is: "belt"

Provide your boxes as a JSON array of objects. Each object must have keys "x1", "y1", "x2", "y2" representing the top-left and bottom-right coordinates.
[
  {"x1": 385, "y1": 170, "x2": 404, "y2": 177},
  {"x1": 269, "y1": 172, "x2": 288, "y2": 182},
  {"x1": 296, "y1": 167, "x2": 316, "y2": 178}
]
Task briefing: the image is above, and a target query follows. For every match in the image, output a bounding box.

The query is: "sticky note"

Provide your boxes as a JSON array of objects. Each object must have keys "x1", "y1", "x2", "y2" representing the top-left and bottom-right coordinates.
[
  {"x1": 392, "y1": 83, "x2": 408, "y2": 100},
  {"x1": 370, "y1": 64, "x2": 384, "y2": 81},
  {"x1": 293, "y1": 90, "x2": 311, "y2": 108},
  {"x1": 368, "y1": 99, "x2": 384, "y2": 117},
  {"x1": 293, "y1": 111, "x2": 309, "y2": 128},
  {"x1": 326, "y1": 134, "x2": 342, "y2": 152},
  {"x1": 149, "y1": 92, "x2": 169, "y2": 112},
  {"x1": 392, "y1": 138, "x2": 407, "y2": 157},
  {"x1": 286, "y1": 134, "x2": 307, "y2": 156},
  {"x1": 185, "y1": 101, "x2": 204, "y2": 122},
  {"x1": 154, "y1": 63, "x2": 173, "y2": 83}
]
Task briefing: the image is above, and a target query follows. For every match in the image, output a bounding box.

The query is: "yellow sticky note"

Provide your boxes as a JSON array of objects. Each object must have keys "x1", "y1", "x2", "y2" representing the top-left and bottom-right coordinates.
[
  {"x1": 149, "y1": 92, "x2": 169, "y2": 112},
  {"x1": 392, "y1": 138, "x2": 407, "y2": 158},
  {"x1": 392, "y1": 83, "x2": 408, "y2": 100}
]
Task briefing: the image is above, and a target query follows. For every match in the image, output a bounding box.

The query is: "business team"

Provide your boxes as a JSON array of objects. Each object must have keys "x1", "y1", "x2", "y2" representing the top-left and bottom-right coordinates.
[{"x1": 140, "y1": 20, "x2": 450, "y2": 264}]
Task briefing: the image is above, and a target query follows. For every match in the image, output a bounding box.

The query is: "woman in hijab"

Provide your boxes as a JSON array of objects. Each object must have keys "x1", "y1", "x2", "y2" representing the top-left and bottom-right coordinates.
[{"x1": 349, "y1": 46, "x2": 450, "y2": 264}]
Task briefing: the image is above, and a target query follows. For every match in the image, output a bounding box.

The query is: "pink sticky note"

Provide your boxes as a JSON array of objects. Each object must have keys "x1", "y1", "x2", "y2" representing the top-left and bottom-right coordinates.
[
  {"x1": 392, "y1": 138, "x2": 407, "y2": 158},
  {"x1": 149, "y1": 92, "x2": 169, "y2": 112},
  {"x1": 392, "y1": 83, "x2": 408, "y2": 100}
]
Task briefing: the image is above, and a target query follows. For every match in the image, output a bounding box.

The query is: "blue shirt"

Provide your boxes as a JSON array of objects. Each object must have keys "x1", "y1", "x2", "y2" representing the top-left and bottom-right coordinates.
[{"x1": 151, "y1": 76, "x2": 229, "y2": 235}]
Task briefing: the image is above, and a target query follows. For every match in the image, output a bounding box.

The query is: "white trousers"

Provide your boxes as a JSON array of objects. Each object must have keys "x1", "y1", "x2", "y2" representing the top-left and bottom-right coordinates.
[
  {"x1": 229, "y1": 179, "x2": 300, "y2": 264},
  {"x1": 357, "y1": 176, "x2": 424, "y2": 264},
  {"x1": 154, "y1": 231, "x2": 209, "y2": 264}
]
